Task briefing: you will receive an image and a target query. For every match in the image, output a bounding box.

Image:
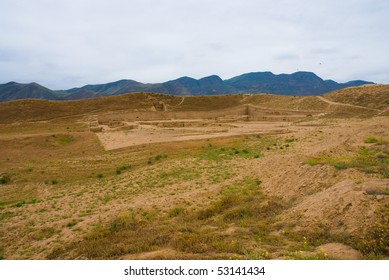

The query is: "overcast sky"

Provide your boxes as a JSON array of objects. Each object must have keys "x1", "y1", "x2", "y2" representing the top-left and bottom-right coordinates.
[{"x1": 0, "y1": 0, "x2": 388, "y2": 89}]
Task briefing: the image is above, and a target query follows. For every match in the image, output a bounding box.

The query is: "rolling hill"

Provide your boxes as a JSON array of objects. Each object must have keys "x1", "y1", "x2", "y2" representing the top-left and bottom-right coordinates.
[{"x1": 1, "y1": 84, "x2": 388, "y2": 124}]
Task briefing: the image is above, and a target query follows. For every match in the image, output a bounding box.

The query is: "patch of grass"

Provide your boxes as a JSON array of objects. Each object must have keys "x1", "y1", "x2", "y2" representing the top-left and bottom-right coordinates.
[
  {"x1": 199, "y1": 145, "x2": 251, "y2": 161},
  {"x1": 155, "y1": 154, "x2": 167, "y2": 161},
  {"x1": 14, "y1": 200, "x2": 25, "y2": 208},
  {"x1": 54, "y1": 134, "x2": 74, "y2": 145},
  {"x1": 195, "y1": 136, "x2": 278, "y2": 162},
  {"x1": 31, "y1": 227, "x2": 57, "y2": 240},
  {"x1": 0, "y1": 173, "x2": 11, "y2": 184},
  {"x1": 285, "y1": 137, "x2": 298, "y2": 143},
  {"x1": 352, "y1": 206, "x2": 389, "y2": 257},
  {"x1": 207, "y1": 169, "x2": 233, "y2": 184},
  {"x1": 333, "y1": 161, "x2": 349, "y2": 170},
  {"x1": 159, "y1": 167, "x2": 200, "y2": 181},
  {"x1": 285, "y1": 250, "x2": 328, "y2": 260},
  {"x1": 283, "y1": 217, "x2": 389, "y2": 259},
  {"x1": 304, "y1": 157, "x2": 330, "y2": 166},
  {"x1": 100, "y1": 194, "x2": 111, "y2": 204},
  {"x1": 97, "y1": 173, "x2": 104, "y2": 179},
  {"x1": 70, "y1": 213, "x2": 169, "y2": 259},
  {"x1": 46, "y1": 247, "x2": 65, "y2": 260},
  {"x1": 0, "y1": 211, "x2": 15, "y2": 221},
  {"x1": 172, "y1": 230, "x2": 244, "y2": 254},
  {"x1": 51, "y1": 179, "x2": 59, "y2": 185},
  {"x1": 66, "y1": 220, "x2": 78, "y2": 228},
  {"x1": 364, "y1": 136, "x2": 386, "y2": 145},
  {"x1": 56, "y1": 176, "x2": 289, "y2": 259},
  {"x1": 27, "y1": 198, "x2": 38, "y2": 204},
  {"x1": 305, "y1": 144, "x2": 389, "y2": 178},
  {"x1": 167, "y1": 207, "x2": 185, "y2": 218},
  {"x1": 244, "y1": 248, "x2": 270, "y2": 260},
  {"x1": 199, "y1": 146, "x2": 231, "y2": 161},
  {"x1": 141, "y1": 210, "x2": 158, "y2": 221},
  {"x1": 284, "y1": 228, "x2": 344, "y2": 257},
  {"x1": 116, "y1": 165, "x2": 131, "y2": 175}
]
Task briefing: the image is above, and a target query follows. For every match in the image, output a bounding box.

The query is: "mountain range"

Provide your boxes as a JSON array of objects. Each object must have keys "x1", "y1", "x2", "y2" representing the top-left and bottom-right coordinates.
[{"x1": 0, "y1": 71, "x2": 374, "y2": 102}]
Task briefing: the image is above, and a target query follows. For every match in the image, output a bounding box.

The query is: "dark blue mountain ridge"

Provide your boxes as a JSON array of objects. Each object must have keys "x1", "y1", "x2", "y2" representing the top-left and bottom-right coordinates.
[
  {"x1": 0, "y1": 81, "x2": 60, "y2": 102},
  {"x1": 0, "y1": 71, "x2": 375, "y2": 102}
]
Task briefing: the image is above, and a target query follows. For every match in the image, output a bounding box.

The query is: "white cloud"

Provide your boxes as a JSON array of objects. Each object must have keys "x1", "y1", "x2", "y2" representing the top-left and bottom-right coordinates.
[{"x1": 0, "y1": 0, "x2": 388, "y2": 88}]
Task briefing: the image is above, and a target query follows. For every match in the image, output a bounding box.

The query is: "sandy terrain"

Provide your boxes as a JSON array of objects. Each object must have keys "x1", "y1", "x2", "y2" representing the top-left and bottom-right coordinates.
[{"x1": 96, "y1": 120, "x2": 291, "y2": 150}]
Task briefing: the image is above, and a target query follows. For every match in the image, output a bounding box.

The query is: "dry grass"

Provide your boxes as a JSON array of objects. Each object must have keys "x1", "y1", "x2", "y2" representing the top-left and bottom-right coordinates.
[
  {"x1": 48, "y1": 177, "x2": 290, "y2": 259},
  {"x1": 323, "y1": 85, "x2": 389, "y2": 110},
  {"x1": 2, "y1": 84, "x2": 388, "y2": 125},
  {"x1": 0, "y1": 92, "x2": 182, "y2": 124},
  {"x1": 0, "y1": 85, "x2": 388, "y2": 260}
]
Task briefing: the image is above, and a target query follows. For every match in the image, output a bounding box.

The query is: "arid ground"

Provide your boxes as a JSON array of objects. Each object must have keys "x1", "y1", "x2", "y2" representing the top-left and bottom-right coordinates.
[{"x1": 0, "y1": 85, "x2": 388, "y2": 260}]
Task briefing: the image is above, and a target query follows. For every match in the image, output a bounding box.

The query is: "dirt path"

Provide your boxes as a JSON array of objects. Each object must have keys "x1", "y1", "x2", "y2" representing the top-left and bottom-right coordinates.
[
  {"x1": 377, "y1": 107, "x2": 389, "y2": 116},
  {"x1": 177, "y1": 97, "x2": 185, "y2": 106},
  {"x1": 316, "y1": 96, "x2": 381, "y2": 112},
  {"x1": 240, "y1": 94, "x2": 253, "y2": 103}
]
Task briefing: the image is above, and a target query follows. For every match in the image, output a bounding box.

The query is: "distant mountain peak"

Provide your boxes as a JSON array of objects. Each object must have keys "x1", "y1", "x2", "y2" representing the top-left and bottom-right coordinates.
[
  {"x1": 199, "y1": 75, "x2": 223, "y2": 82},
  {"x1": 0, "y1": 71, "x2": 374, "y2": 102}
]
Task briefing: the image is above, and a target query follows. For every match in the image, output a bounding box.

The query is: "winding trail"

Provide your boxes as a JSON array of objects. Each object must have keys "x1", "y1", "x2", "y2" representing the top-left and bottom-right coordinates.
[
  {"x1": 316, "y1": 96, "x2": 381, "y2": 112},
  {"x1": 377, "y1": 107, "x2": 389, "y2": 116},
  {"x1": 177, "y1": 96, "x2": 185, "y2": 106}
]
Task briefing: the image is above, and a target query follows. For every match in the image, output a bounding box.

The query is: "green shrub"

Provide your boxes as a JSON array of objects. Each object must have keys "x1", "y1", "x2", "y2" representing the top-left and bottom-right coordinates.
[
  {"x1": 285, "y1": 137, "x2": 298, "y2": 143},
  {"x1": 56, "y1": 134, "x2": 74, "y2": 145},
  {"x1": 168, "y1": 207, "x2": 185, "y2": 218},
  {"x1": 364, "y1": 136, "x2": 385, "y2": 145},
  {"x1": 116, "y1": 165, "x2": 131, "y2": 175},
  {"x1": 28, "y1": 198, "x2": 38, "y2": 204},
  {"x1": 333, "y1": 162, "x2": 349, "y2": 170},
  {"x1": 0, "y1": 173, "x2": 11, "y2": 184},
  {"x1": 67, "y1": 221, "x2": 77, "y2": 228},
  {"x1": 14, "y1": 200, "x2": 25, "y2": 208}
]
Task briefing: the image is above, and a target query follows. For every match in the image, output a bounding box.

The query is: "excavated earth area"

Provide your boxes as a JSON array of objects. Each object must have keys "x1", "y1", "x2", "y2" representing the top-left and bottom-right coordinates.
[{"x1": 96, "y1": 120, "x2": 292, "y2": 150}]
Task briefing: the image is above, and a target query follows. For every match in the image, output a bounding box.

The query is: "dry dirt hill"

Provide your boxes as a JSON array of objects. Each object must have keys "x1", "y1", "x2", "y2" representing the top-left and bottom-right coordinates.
[
  {"x1": 1, "y1": 84, "x2": 388, "y2": 124},
  {"x1": 0, "y1": 85, "x2": 388, "y2": 260}
]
